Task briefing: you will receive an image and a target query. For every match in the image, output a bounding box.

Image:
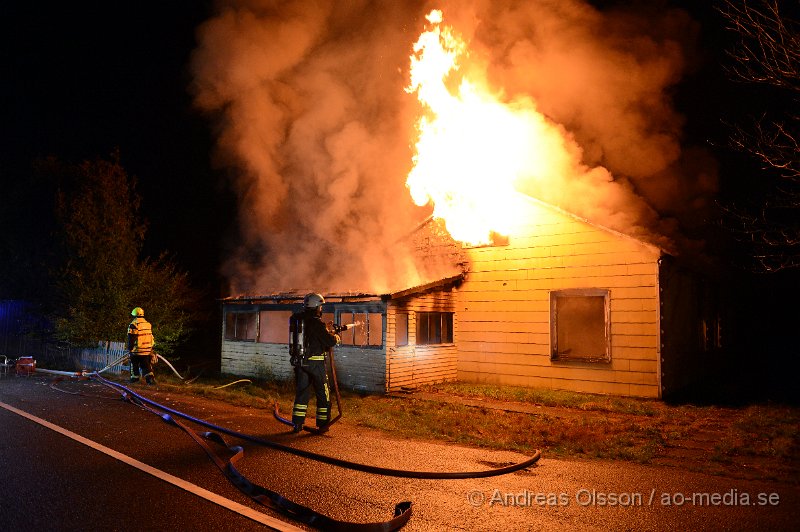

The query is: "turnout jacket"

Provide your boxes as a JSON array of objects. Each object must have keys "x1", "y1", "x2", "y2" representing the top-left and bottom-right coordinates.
[
  {"x1": 127, "y1": 317, "x2": 155, "y2": 355},
  {"x1": 291, "y1": 310, "x2": 338, "y2": 361}
]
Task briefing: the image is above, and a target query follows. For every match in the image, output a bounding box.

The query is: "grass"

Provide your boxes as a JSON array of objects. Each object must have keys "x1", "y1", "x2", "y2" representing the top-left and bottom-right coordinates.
[
  {"x1": 717, "y1": 404, "x2": 800, "y2": 460},
  {"x1": 147, "y1": 374, "x2": 799, "y2": 477},
  {"x1": 419, "y1": 382, "x2": 660, "y2": 416},
  {"x1": 341, "y1": 394, "x2": 666, "y2": 462}
]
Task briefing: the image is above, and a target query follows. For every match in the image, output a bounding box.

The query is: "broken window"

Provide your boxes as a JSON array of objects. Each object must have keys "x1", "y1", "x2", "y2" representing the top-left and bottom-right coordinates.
[
  {"x1": 701, "y1": 314, "x2": 723, "y2": 352},
  {"x1": 396, "y1": 312, "x2": 409, "y2": 346},
  {"x1": 225, "y1": 311, "x2": 257, "y2": 342},
  {"x1": 337, "y1": 312, "x2": 383, "y2": 347},
  {"x1": 416, "y1": 312, "x2": 454, "y2": 345},
  {"x1": 550, "y1": 289, "x2": 610, "y2": 363},
  {"x1": 258, "y1": 310, "x2": 291, "y2": 343}
]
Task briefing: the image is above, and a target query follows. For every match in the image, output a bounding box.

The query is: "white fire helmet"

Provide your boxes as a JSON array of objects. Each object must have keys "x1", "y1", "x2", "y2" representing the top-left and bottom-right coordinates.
[{"x1": 303, "y1": 293, "x2": 325, "y2": 310}]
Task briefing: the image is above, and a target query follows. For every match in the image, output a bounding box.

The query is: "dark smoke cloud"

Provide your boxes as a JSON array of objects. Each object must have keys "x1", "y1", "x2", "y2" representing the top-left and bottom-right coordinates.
[{"x1": 191, "y1": 0, "x2": 717, "y2": 295}]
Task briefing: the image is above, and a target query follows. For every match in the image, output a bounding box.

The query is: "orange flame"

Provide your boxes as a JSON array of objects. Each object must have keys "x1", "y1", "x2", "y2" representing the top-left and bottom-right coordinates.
[{"x1": 406, "y1": 10, "x2": 575, "y2": 245}]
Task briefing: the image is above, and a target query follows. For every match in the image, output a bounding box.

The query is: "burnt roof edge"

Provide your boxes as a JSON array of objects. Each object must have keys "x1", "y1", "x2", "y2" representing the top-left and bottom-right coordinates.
[
  {"x1": 385, "y1": 273, "x2": 466, "y2": 301},
  {"x1": 219, "y1": 273, "x2": 466, "y2": 304}
]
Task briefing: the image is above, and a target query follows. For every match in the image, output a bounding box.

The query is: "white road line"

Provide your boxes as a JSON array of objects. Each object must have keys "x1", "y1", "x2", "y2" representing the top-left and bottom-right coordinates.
[{"x1": 0, "y1": 400, "x2": 304, "y2": 532}]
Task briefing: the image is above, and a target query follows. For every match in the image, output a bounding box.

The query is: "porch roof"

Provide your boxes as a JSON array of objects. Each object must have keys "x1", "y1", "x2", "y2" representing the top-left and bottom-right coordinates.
[{"x1": 220, "y1": 273, "x2": 466, "y2": 305}]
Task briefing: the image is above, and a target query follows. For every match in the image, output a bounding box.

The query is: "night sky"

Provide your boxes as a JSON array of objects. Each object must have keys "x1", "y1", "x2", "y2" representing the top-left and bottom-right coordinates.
[
  {"x1": 0, "y1": 1, "x2": 791, "y2": 292},
  {"x1": 2, "y1": 1, "x2": 227, "y2": 291}
]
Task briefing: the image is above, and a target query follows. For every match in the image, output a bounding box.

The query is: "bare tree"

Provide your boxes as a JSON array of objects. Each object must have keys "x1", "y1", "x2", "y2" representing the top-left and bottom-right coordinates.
[{"x1": 717, "y1": 0, "x2": 800, "y2": 271}]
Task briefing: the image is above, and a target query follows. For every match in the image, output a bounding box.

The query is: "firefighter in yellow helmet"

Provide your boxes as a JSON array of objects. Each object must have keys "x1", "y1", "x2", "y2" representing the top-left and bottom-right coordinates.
[
  {"x1": 127, "y1": 307, "x2": 156, "y2": 385},
  {"x1": 289, "y1": 293, "x2": 340, "y2": 433}
]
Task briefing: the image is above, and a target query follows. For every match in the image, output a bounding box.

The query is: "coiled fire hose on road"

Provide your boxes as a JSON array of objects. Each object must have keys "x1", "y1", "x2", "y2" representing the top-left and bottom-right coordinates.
[
  {"x1": 94, "y1": 373, "x2": 542, "y2": 479},
  {"x1": 34, "y1": 361, "x2": 540, "y2": 530},
  {"x1": 88, "y1": 373, "x2": 541, "y2": 530},
  {"x1": 104, "y1": 376, "x2": 411, "y2": 531},
  {"x1": 95, "y1": 374, "x2": 412, "y2": 530}
]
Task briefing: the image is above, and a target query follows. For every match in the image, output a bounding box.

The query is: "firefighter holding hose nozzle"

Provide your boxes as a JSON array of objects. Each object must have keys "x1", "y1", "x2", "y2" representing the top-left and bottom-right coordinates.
[{"x1": 288, "y1": 293, "x2": 349, "y2": 433}]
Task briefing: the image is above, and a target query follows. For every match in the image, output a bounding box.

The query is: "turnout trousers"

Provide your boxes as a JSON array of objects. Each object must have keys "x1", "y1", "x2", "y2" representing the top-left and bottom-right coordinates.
[
  {"x1": 130, "y1": 354, "x2": 155, "y2": 384},
  {"x1": 292, "y1": 358, "x2": 331, "y2": 428}
]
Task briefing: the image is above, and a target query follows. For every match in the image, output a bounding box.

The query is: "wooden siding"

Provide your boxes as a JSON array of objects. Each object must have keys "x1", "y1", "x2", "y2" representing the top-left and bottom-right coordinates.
[
  {"x1": 455, "y1": 200, "x2": 663, "y2": 398},
  {"x1": 220, "y1": 340, "x2": 293, "y2": 380},
  {"x1": 386, "y1": 292, "x2": 459, "y2": 391},
  {"x1": 333, "y1": 346, "x2": 386, "y2": 393}
]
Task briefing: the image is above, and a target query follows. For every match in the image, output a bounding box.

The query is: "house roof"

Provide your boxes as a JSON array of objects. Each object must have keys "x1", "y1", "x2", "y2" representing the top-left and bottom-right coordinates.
[
  {"x1": 408, "y1": 191, "x2": 671, "y2": 257},
  {"x1": 222, "y1": 192, "x2": 674, "y2": 305},
  {"x1": 516, "y1": 192, "x2": 672, "y2": 256}
]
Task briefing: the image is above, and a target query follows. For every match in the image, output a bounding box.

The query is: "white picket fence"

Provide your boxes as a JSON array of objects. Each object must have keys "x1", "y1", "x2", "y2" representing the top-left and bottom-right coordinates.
[{"x1": 78, "y1": 341, "x2": 130, "y2": 374}]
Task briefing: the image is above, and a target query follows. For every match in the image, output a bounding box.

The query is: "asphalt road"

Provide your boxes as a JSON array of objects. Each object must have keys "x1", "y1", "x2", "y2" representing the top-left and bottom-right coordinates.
[{"x1": 1, "y1": 375, "x2": 797, "y2": 531}]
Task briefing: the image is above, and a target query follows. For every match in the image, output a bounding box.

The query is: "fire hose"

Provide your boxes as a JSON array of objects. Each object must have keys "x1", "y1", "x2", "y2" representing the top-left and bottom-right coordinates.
[
  {"x1": 150, "y1": 354, "x2": 252, "y2": 388},
  {"x1": 37, "y1": 353, "x2": 250, "y2": 390},
  {"x1": 94, "y1": 373, "x2": 541, "y2": 479},
  {"x1": 89, "y1": 373, "x2": 540, "y2": 530},
  {"x1": 33, "y1": 347, "x2": 541, "y2": 530}
]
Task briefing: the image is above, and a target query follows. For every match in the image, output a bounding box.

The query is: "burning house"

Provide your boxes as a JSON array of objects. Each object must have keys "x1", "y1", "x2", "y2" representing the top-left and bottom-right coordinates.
[
  {"x1": 200, "y1": 4, "x2": 731, "y2": 400},
  {"x1": 221, "y1": 193, "x2": 731, "y2": 399}
]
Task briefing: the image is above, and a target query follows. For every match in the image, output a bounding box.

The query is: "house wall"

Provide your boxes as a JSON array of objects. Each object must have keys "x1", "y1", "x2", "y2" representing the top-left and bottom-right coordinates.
[
  {"x1": 220, "y1": 302, "x2": 387, "y2": 393},
  {"x1": 221, "y1": 340, "x2": 293, "y2": 380},
  {"x1": 386, "y1": 292, "x2": 458, "y2": 391},
  {"x1": 455, "y1": 202, "x2": 663, "y2": 398},
  {"x1": 333, "y1": 346, "x2": 386, "y2": 393}
]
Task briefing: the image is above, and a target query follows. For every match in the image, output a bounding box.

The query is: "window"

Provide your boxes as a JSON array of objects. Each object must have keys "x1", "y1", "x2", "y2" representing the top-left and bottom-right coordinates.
[
  {"x1": 258, "y1": 311, "x2": 291, "y2": 343},
  {"x1": 550, "y1": 289, "x2": 610, "y2": 362},
  {"x1": 225, "y1": 311, "x2": 257, "y2": 341},
  {"x1": 396, "y1": 313, "x2": 409, "y2": 346},
  {"x1": 701, "y1": 315, "x2": 722, "y2": 352},
  {"x1": 416, "y1": 312, "x2": 453, "y2": 345},
  {"x1": 338, "y1": 312, "x2": 383, "y2": 347}
]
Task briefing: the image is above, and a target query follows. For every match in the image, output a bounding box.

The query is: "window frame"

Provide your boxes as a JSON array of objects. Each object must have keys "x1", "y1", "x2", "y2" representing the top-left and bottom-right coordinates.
[
  {"x1": 550, "y1": 288, "x2": 611, "y2": 363},
  {"x1": 415, "y1": 311, "x2": 454, "y2": 345},
  {"x1": 257, "y1": 310, "x2": 292, "y2": 344},
  {"x1": 336, "y1": 310, "x2": 385, "y2": 348},
  {"x1": 395, "y1": 312, "x2": 409, "y2": 347},
  {"x1": 224, "y1": 310, "x2": 258, "y2": 342},
  {"x1": 701, "y1": 314, "x2": 723, "y2": 352}
]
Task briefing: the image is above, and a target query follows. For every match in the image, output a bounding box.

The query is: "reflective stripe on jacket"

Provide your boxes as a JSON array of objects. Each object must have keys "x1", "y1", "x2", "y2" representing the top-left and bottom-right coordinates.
[{"x1": 128, "y1": 317, "x2": 154, "y2": 354}]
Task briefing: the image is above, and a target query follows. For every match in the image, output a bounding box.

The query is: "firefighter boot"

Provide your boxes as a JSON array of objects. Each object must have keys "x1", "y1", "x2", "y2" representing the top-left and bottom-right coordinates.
[{"x1": 145, "y1": 375, "x2": 155, "y2": 385}]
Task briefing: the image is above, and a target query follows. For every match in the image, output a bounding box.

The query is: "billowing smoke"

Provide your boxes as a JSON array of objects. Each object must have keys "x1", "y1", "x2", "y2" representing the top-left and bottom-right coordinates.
[
  {"x1": 190, "y1": 0, "x2": 716, "y2": 295},
  {"x1": 462, "y1": 0, "x2": 717, "y2": 248}
]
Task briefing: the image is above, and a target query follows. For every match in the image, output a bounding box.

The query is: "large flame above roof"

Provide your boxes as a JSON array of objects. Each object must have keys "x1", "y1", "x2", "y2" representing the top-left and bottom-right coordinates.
[{"x1": 406, "y1": 9, "x2": 587, "y2": 245}]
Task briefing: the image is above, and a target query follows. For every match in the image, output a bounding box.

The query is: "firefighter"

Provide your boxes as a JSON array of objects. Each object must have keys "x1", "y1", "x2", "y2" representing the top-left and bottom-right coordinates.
[
  {"x1": 127, "y1": 307, "x2": 156, "y2": 385},
  {"x1": 289, "y1": 293, "x2": 340, "y2": 433}
]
